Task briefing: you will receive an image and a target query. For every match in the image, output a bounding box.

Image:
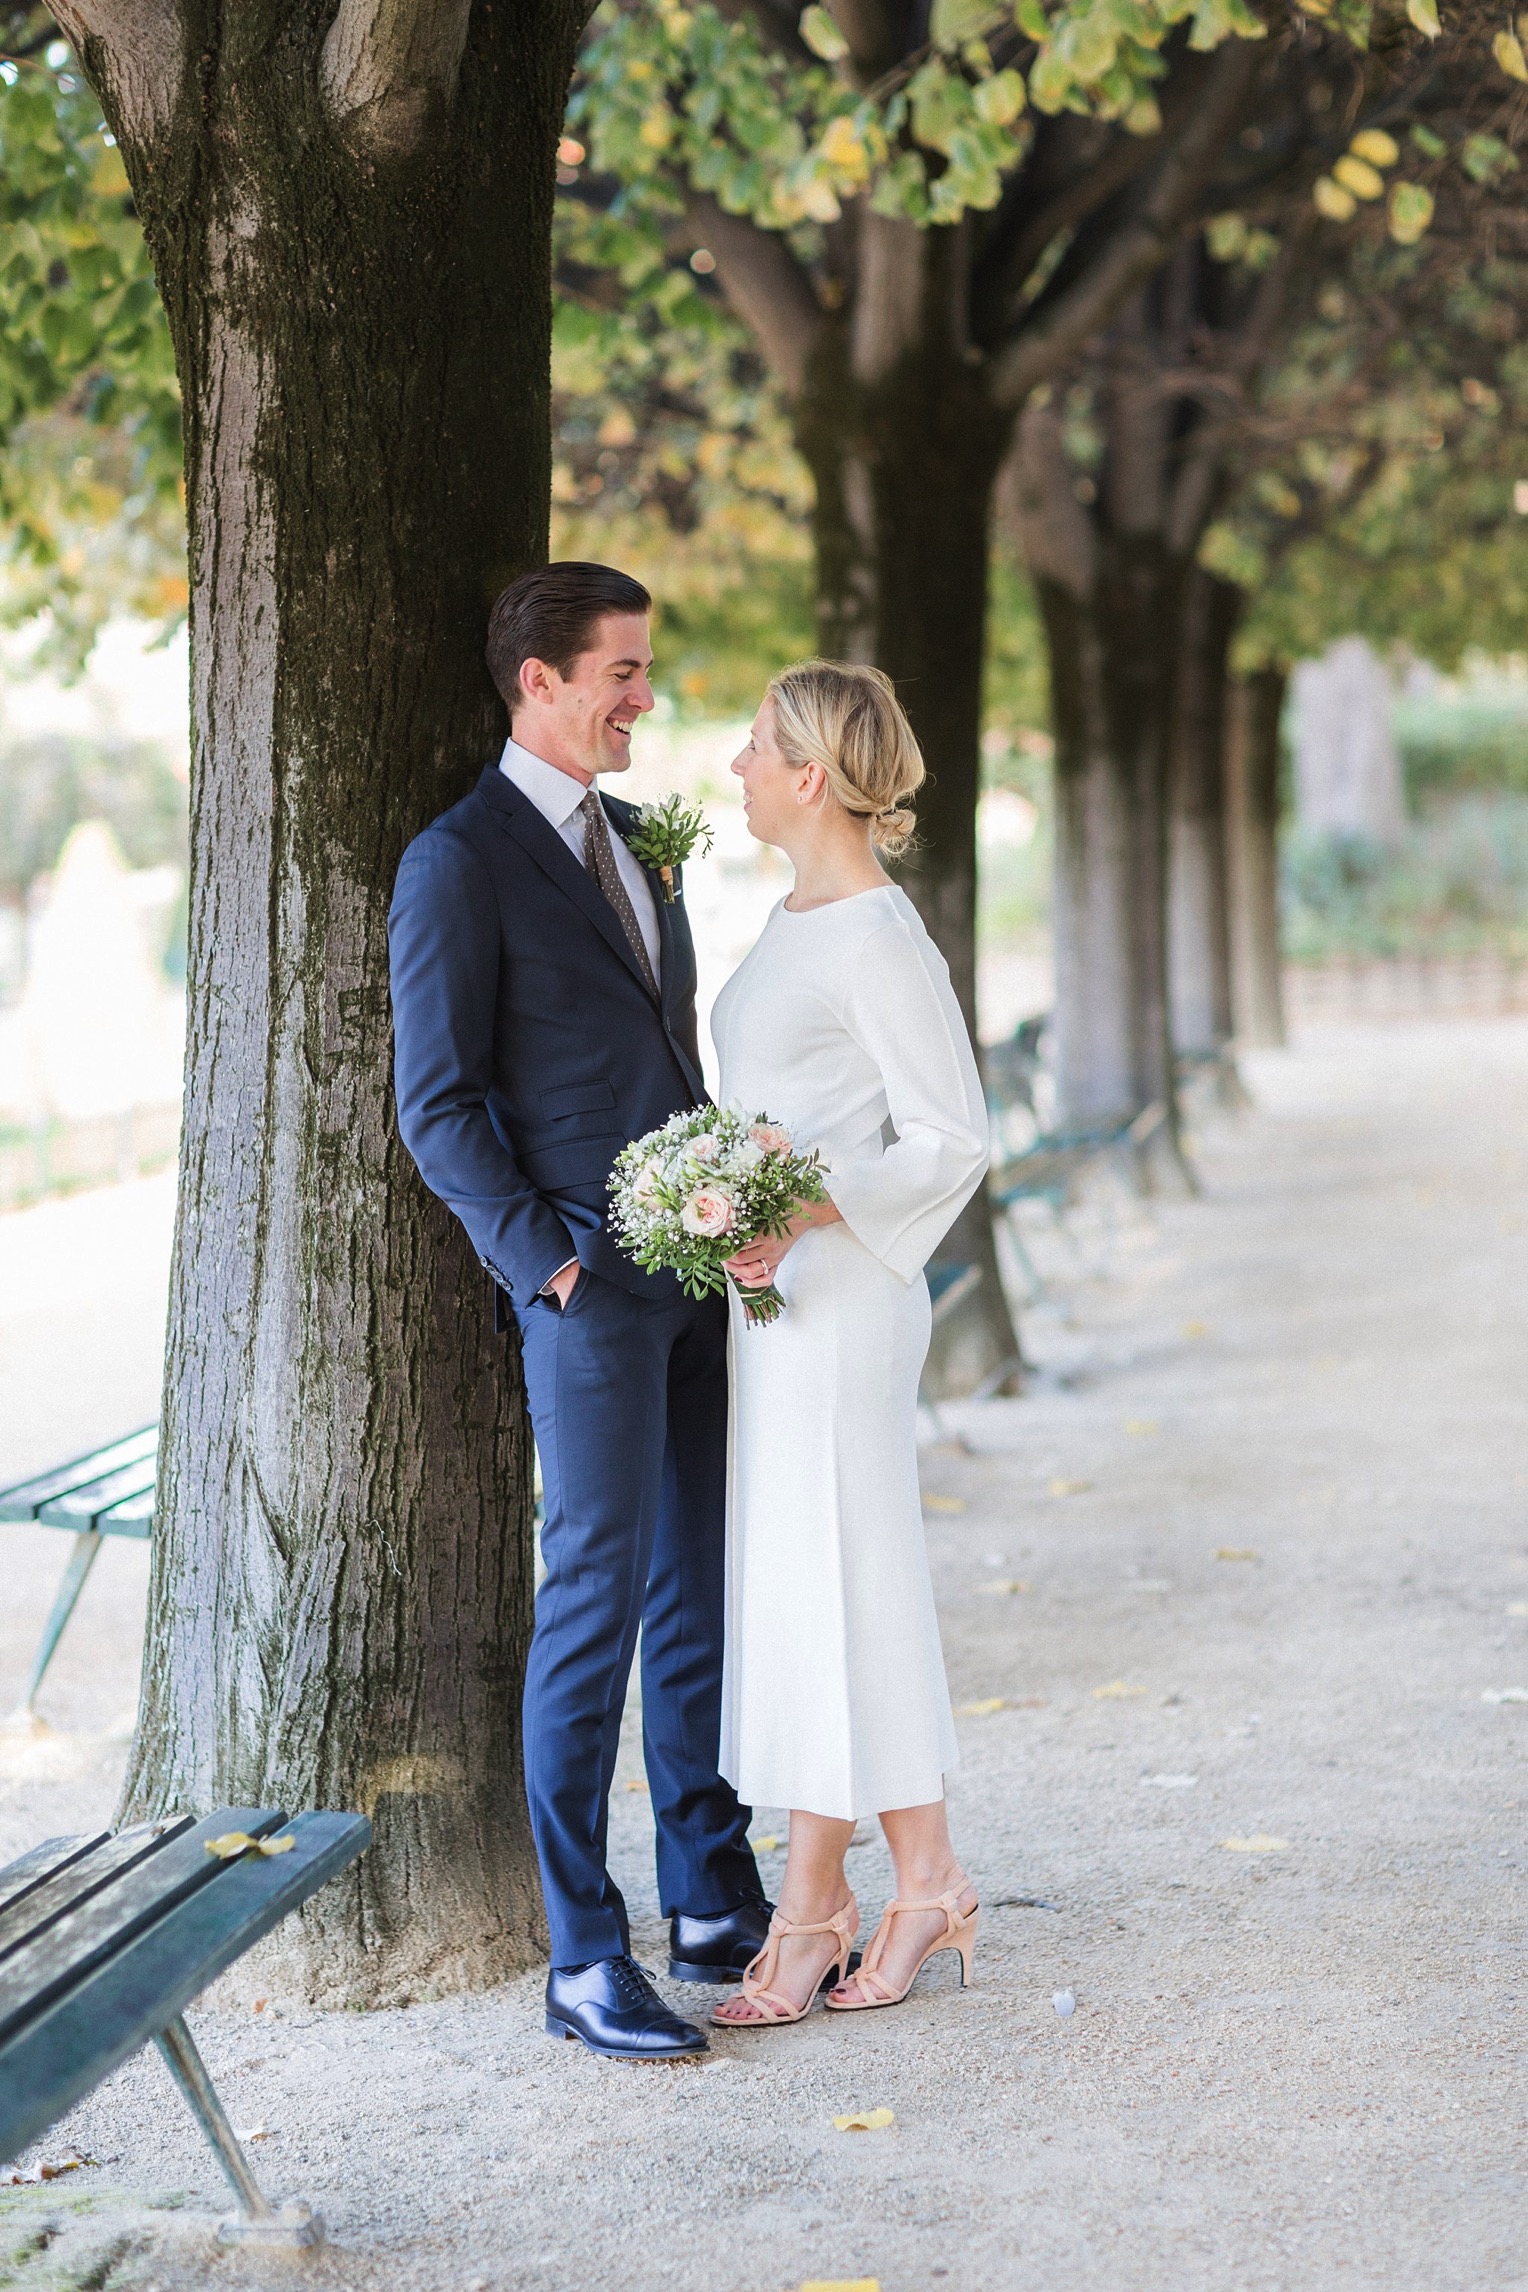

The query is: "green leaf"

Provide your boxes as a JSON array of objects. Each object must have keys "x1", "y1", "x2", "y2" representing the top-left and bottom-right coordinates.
[
  {"x1": 798, "y1": 6, "x2": 849, "y2": 60},
  {"x1": 1404, "y1": 0, "x2": 1440, "y2": 36},
  {"x1": 1014, "y1": 0, "x2": 1051, "y2": 37},
  {"x1": 931, "y1": 0, "x2": 997, "y2": 47}
]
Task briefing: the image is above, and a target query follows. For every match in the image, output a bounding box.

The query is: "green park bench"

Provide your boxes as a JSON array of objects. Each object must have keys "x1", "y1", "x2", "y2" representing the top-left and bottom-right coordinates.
[
  {"x1": 0, "y1": 1425, "x2": 159, "y2": 1720},
  {"x1": 0, "y1": 1805, "x2": 370, "y2": 2247}
]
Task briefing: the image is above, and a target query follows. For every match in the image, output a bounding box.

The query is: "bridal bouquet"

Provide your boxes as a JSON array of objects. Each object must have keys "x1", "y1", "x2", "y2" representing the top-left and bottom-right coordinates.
[{"x1": 609, "y1": 1105, "x2": 827, "y2": 1325}]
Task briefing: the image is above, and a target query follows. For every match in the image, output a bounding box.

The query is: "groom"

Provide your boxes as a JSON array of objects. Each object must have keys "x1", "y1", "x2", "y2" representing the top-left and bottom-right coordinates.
[{"x1": 388, "y1": 562, "x2": 766, "y2": 2060}]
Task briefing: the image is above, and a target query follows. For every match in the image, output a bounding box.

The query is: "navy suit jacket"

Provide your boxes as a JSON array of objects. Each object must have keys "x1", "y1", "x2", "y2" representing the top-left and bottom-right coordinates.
[{"x1": 388, "y1": 764, "x2": 705, "y2": 1307}]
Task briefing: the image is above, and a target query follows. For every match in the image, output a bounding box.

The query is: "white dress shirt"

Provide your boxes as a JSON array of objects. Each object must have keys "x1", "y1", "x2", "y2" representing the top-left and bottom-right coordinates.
[{"x1": 498, "y1": 736, "x2": 661, "y2": 982}]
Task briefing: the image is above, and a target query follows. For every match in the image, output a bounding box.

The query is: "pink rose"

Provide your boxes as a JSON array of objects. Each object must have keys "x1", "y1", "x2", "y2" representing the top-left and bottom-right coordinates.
[
  {"x1": 681, "y1": 1184, "x2": 736, "y2": 1238},
  {"x1": 688, "y1": 1133, "x2": 719, "y2": 1163},
  {"x1": 749, "y1": 1122, "x2": 792, "y2": 1156}
]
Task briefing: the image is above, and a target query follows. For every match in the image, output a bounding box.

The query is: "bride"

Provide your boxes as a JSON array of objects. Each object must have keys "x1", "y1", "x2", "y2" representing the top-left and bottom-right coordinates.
[{"x1": 708, "y1": 660, "x2": 989, "y2": 2027}]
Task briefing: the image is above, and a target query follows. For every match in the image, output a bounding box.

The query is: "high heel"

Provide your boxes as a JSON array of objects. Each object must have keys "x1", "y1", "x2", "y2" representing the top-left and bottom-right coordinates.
[
  {"x1": 824, "y1": 1883, "x2": 979, "y2": 2011},
  {"x1": 710, "y1": 1898, "x2": 859, "y2": 2028}
]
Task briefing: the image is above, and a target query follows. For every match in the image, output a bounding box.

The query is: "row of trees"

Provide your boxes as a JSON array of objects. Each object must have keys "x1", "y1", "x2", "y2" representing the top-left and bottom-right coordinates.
[{"x1": 1, "y1": 0, "x2": 1526, "y2": 2000}]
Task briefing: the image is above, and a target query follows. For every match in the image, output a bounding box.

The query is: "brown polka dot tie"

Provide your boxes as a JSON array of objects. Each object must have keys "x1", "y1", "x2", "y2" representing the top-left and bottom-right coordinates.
[{"x1": 580, "y1": 790, "x2": 659, "y2": 1001}]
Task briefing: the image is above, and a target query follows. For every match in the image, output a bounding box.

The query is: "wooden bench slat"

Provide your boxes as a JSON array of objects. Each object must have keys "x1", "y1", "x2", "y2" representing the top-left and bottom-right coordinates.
[
  {"x1": 86, "y1": 1488, "x2": 156, "y2": 1539},
  {"x1": 0, "y1": 1836, "x2": 109, "y2": 1925},
  {"x1": 0, "y1": 1809, "x2": 371, "y2": 2162},
  {"x1": 37, "y1": 1459, "x2": 159, "y2": 1531},
  {"x1": 0, "y1": 1429, "x2": 158, "y2": 1523},
  {"x1": 0, "y1": 1820, "x2": 192, "y2": 1968},
  {"x1": 0, "y1": 1809, "x2": 287, "y2": 2051}
]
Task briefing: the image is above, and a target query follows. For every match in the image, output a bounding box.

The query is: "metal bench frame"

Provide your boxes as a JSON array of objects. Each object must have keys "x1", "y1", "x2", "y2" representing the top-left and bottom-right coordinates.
[
  {"x1": 0, "y1": 1806, "x2": 370, "y2": 2247},
  {"x1": 0, "y1": 1426, "x2": 158, "y2": 1718}
]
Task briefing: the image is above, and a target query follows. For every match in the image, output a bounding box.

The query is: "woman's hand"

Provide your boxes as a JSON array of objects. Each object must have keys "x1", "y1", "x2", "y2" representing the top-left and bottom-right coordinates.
[{"x1": 724, "y1": 1197, "x2": 842, "y2": 1290}]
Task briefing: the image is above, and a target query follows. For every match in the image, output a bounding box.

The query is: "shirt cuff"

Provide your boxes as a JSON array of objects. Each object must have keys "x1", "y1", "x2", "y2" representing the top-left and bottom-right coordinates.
[{"x1": 538, "y1": 1258, "x2": 579, "y2": 1296}]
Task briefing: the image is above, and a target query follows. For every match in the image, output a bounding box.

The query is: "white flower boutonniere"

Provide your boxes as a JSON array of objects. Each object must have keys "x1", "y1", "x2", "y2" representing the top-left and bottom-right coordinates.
[{"x1": 625, "y1": 794, "x2": 714, "y2": 903}]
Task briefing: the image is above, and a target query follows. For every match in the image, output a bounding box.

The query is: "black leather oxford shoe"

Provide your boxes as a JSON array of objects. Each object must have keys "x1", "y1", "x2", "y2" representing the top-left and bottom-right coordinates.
[
  {"x1": 668, "y1": 1897, "x2": 774, "y2": 1983},
  {"x1": 670, "y1": 1898, "x2": 864, "y2": 1986},
  {"x1": 545, "y1": 1956, "x2": 708, "y2": 2060}
]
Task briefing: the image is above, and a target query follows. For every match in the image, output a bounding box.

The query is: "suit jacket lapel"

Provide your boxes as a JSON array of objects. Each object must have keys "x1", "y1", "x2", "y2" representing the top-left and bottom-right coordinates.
[
  {"x1": 476, "y1": 768, "x2": 659, "y2": 1004},
  {"x1": 604, "y1": 792, "x2": 707, "y2": 1100}
]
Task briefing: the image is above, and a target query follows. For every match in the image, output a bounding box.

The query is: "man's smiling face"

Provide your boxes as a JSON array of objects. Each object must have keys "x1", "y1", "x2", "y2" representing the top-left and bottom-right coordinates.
[{"x1": 513, "y1": 611, "x2": 655, "y2": 784}]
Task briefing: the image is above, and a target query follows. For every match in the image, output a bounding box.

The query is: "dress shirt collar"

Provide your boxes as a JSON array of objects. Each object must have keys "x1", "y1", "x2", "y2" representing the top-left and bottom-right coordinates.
[{"x1": 499, "y1": 735, "x2": 594, "y2": 833}]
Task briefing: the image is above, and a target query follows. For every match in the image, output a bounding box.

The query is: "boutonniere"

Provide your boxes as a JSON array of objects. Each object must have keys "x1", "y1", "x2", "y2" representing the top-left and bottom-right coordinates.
[{"x1": 624, "y1": 794, "x2": 715, "y2": 903}]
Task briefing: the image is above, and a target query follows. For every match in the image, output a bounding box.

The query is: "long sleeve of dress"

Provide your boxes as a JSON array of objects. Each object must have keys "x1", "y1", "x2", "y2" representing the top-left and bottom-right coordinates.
[{"x1": 823, "y1": 909, "x2": 990, "y2": 1283}]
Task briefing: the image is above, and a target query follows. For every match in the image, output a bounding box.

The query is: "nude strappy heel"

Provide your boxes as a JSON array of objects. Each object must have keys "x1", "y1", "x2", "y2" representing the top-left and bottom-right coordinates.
[
  {"x1": 824, "y1": 1882, "x2": 979, "y2": 2011},
  {"x1": 710, "y1": 1898, "x2": 860, "y2": 2028}
]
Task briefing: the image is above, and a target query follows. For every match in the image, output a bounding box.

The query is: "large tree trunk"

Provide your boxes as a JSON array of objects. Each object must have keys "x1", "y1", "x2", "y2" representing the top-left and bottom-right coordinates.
[
  {"x1": 1226, "y1": 663, "x2": 1289, "y2": 1047},
  {"x1": 1007, "y1": 398, "x2": 1186, "y2": 1185},
  {"x1": 75, "y1": 0, "x2": 583, "y2": 2004},
  {"x1": 1167, "y1": 566, "x2": 1242, "y2": 1092},
  {"x1": 800, "y1": 216, "x2": 1022, "y2": 1394}
]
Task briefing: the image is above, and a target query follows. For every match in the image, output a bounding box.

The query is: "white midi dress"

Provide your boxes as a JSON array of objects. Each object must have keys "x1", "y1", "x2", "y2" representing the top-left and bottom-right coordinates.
[{"x1": 712, "y1": 885, "x2": 990, "y2": 1820}]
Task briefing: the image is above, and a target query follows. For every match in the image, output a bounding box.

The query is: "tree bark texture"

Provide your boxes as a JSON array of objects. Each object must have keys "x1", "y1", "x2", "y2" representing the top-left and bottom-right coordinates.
[
  {"x1": 798, "y1": 215, "x2": 1023, "y2": 1391},
  {"x1": 1226, "y1": 664, "x2": 1289, "y2": 1048},
  {"x1": 70, "y1": 0, "x2": 586, "y2": 2005},
  {"x1": 1166, "y1": 565, "x2": 1240, "y2": 1068}
]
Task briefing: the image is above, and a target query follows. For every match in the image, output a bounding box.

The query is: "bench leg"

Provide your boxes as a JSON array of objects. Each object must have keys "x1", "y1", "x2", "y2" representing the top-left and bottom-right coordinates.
[
  {"x1": 17, "y1": 1531, "x2": 104, "y2": 1716},
  {"x1": 154, "y1": 2014, "x2": 323, "y2": 2249}
]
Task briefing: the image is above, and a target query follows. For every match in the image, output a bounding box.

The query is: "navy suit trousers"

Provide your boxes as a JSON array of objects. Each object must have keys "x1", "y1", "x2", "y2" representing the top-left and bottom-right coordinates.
[{"x1": 517, "y1": 1268, "x2": 759, "y2": 1966}]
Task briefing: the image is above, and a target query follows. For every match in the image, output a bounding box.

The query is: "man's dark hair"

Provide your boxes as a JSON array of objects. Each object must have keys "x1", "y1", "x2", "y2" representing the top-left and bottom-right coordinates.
[{"x1": 486, "y1": 562, "x2": 652, "y2": 712}]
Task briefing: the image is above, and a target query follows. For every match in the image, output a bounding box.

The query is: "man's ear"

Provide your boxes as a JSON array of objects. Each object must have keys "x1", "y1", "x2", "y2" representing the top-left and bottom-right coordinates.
[{"x1": 519, "y1": 655, "x2": 558, "y2": 706}]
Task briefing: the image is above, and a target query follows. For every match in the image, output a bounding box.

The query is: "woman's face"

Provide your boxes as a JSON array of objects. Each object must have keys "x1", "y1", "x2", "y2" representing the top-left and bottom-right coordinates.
[{"x1": 731, "y1": 696, "x2": 809, "y2": 847}]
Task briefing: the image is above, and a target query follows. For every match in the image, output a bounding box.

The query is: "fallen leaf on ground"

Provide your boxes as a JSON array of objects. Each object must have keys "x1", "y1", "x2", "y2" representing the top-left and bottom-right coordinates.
[
  {"x1": 1092, "y1": 1681, "x2": 1147, "y2": 1700},
  {"x1": 233, "y1": 2127, "x2": 273, "y2": 2143},
  {"x1": 1221, "y1": 1835, "x2": 1289, "y2": 1853},
  {"x1": 1507, "y1": 1603, "x2": 1528, "y2": 1618},
  {"x1": 1141, "y1": 1773, "x2": 1198, "y2": 1789},
  {"x1": 1124, "y1": 1419, "x2": 1160, "y2": 1436},
  {"x1": 3, "y1": 2152, "x2": 90, "y2": 2184},
  {"x1": 1216, "y1": 1547, "x2": 1260, "y2": 1562},
  {"x1": 980, "y1": 1579, "x2": 1030, "y2": 1596},
  {"x1": 923, "y1": 1494, "x2": 965, "y2": 1514},
  {"x1": 624, "y1": 1778, "x2": 649, "y2": 1792},
  {"x1": 990, "y1": 1895, "x2": 1059, "y2": 1911},
  {"x1": 956, "y1": 1697, "x2": 1008, "y2": 1716},
  {"x1": 801, "y1": 2281, "x2": 881, "y2": 2291},
  {"x1": 832, "y1": 2108, "x2": 894, "y2": 2132},
  {"x1": 1053, "y1": 1989, "x2": 1076, "y2": 2017},
  {"x1": 1481, "y1": 1687, "x2": 1528, "y2": 1704},
  {"x1": 1048, "y1": 1478, "x2": 1092, "y2": 1497},
  {"x1": 750, "y1": 1834, "x2": 781, "y2": 1851},
  {"x1": 1182, "y1": 1321, "x2": 1209, "y2": 1339}
]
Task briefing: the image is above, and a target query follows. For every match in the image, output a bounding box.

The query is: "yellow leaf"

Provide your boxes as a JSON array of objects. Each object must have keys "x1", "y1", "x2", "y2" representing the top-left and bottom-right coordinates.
[
  {"x1": 832, "y1": 2108, "x2": 895, "y2": 2131},
  {"x1": 973, "y1": 67, "x2": 1027, "y2": 125},
  {"x1": 819, "y1": 114, "x2": 869, "y2": 173},
  {"x1": 750, "y1": 1832, "x2": 781, "y2": 1850},
  {"x1": 980, "y1": 1578, "x2": 1031, "y2": 1595},
  {"x1": 1495, "y1": 28, "x2": 1528, "y2": 78},
  {"x1": 956, "y1": 1696, "x2": 1008, "y2": 1716},
  {"x1": 1221, "y1": 1834, "x2": 1289, "y2": 1852},
  {"x1": 1349, "y1": 128, "x2": 1398, "y2": 167},
  {"x1": 802, "y1": 2282, "x2": 881, "y2": 2291},
  {"x1": 1181, "y1": 1320, "x2": 1208, "y2": 1338},
  {"x1": 1124, "y1": 1418, "x2": 1160, "y2": 1436},
  {"x1": 638, "y1": 105, "x2": 675, "y2": 151},
  {"x1": 205, "y1": 1832, "x2": 256, "y2": 1859},
  {"x1": 623, "y1": 1777, "x2": 649, "y2": 1792},
  {"x1": 923, "y1": 1493, "x2": 965, "y2": 1513},
  {"x1": 1313, "y1": 175, "x2": 1357, "y2": 220},
  {"x1": 1048, "y1": 1477, "x2": 1091, "y2": 1497},
  {"x1": 1216, "y1": 1546, "x2": 1260, "y2": 1561},
  {"x1": 257, "y1": 1833, "x2": 295, "y2": 1856},
  {"x1": 1405, "y1": 0, "x2": 1440, "y2": 32},
  {"x1": 1123, "y1": 93, "x2": 1162, "y2": 135},
  {"x1": 1333, "y1": 154, "x2": 1384, "y2": 200},
  {"x1": 1092, "y1": 1680, "x2": 1147, "y2": 1699}
]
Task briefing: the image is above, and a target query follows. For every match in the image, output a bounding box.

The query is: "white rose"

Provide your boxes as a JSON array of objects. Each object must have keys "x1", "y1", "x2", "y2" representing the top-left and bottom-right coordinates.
[{"x1": 681, "y1": 1184, "x2": 736, "y2": 1238}]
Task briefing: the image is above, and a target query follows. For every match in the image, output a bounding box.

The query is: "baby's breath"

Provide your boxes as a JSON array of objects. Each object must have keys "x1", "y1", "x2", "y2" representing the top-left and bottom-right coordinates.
[{"x1": 609, "y1": 1103, "x2": 826, "y2": 1324}]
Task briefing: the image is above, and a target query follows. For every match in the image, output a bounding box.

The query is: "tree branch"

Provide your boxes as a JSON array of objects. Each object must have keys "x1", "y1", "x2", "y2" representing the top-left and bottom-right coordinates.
[
  {"x1": 49, "y1": 0, "x2": 183, "y2": 142},
  {"x1": 321, "y1": 0, "x2": 474, "y2": 160},
  {"x1": 986, "y1": 36, "x2": 1264, "y2": 414},
  {"x1": 682, "y1": 193, "x2": 824, "y2": 399}
]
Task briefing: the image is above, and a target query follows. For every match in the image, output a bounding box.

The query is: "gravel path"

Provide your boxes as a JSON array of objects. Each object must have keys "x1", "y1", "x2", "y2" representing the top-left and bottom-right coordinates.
[{"x1": 2, "y1": 1019, "x2": 1525, "y2": 2292}]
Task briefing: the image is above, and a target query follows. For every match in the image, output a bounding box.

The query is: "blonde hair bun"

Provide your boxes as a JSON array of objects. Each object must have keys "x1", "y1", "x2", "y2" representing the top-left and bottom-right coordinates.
[{"x1": 766, "y1": 660, "x2": 924, "y2": 856}]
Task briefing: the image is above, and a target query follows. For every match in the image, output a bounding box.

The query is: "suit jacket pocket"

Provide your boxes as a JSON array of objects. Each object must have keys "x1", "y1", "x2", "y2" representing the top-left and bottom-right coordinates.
[{"x1": 540, "y1": 1078, "x2": 617, "y2": 1122}]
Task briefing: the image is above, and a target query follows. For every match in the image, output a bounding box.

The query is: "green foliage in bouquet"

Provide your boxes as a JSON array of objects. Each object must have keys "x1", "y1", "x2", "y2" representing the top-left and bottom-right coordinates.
[{"x1": 609, "y1": 1103, "x2": 826, "y2": 1323}]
